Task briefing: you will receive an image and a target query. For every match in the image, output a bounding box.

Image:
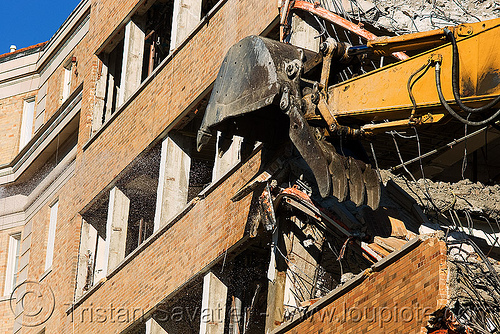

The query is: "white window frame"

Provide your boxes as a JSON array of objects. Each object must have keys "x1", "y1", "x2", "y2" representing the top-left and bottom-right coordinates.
[
  {"x1": 62, "y1": 56, "x2": 73, "y2": 101},
  {"x1": 4, "y1": 233, "x2": 21, "y2": 295},
  {"x1": 93, "y1": 234, "x2": 106, "y2": 283},
  {"x1": 45, "y1": 201, "x2": 59, "y2": 271},
  {"x1": 19, "y1": 97, "x2": 35, "y2": 150},
  {"x1": 63, "y1": 63, "x2": 72, "y2": 101}
]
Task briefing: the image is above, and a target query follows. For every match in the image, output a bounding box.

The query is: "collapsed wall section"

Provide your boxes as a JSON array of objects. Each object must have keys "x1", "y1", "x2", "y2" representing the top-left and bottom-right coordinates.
[{"x1": 274, "y1": 237, "x2": 448, "y2": 334}]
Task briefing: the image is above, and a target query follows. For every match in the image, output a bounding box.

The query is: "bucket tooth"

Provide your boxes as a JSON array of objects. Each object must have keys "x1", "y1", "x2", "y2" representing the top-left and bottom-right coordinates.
[
  {"x1": 217, "y1": 132, "x2": 233, "y2": 158},
  {"x1": 329, "y1": 153, "x2": 348, "y2": 202},
  {"x1": 347, "y1": 157, "x2": 366, "y2": 207},
  {"x1": 363, "y1": 165, "x2": 381, "y2": 210}
]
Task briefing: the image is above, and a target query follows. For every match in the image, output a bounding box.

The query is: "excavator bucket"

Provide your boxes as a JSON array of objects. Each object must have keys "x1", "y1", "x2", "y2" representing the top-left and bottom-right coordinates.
[
  {"x1": 196, "y1": 35, "x2": 321, "y2": 151},
  {"x1": 197, "y1": 35, "x2": 380, "y2": 209}
]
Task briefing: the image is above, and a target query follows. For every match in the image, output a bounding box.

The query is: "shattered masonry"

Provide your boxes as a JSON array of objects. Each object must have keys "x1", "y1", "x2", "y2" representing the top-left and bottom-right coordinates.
[{"x1": 0, "y1": 0, "x2": 500, "y2": 334}]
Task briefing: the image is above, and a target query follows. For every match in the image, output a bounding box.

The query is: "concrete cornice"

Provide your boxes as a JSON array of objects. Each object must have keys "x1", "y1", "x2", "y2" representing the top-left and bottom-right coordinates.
[
  {"x1": 0, "y1": 149, "x2": 76, "y2": 231},
  {"x1": 0, "y1": 43, "x2": 46, "y2": 64}
]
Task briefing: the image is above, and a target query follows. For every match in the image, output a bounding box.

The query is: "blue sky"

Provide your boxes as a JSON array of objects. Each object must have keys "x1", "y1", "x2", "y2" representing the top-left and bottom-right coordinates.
[{"x1": 0, "y1": 0, "x2": 81, "y2": 54}]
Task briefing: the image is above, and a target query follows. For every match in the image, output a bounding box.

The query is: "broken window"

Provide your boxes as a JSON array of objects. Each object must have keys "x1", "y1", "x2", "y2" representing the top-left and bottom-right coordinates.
[
  {"x1": 79, "y1": 219, "x2": 107, "y2": 294},
  {"x1": 93, "y1": 1, "x2": 172, "y2": 132},
  {"x1": 118, "y1": 279, "x2": 203, "y2": 334},
  {"x1": 222, "y1": 246, "x2": 270, "y2": 334},
  {"x1": 93, "y1": 38, "x2": 124, "y2": 130},
  {"x1": 78, "y1": 197, "x2": 109, "y2": 297},
  {"x1": 77, "y1": 143, "x2": 161, "y2": 297},
  {"x1": 140, "y1": 1, "x2": 174, "y2": 80},
  {"x1": 136, "y1": 0, "x2": 223, "y2": 81},
  {"x1": 188, "y1": 158, "x2": 214, "y2": 202},
  {"x1": 92, "y1": 0, "x2": 227, "y2": 133},
  {"x1": 121, "y1": 176, "x2": 158, "y2": 256},
  {"x1": 151, "y1": 278, "x2": 203, "y2": 333},
  {"x1": 172, "y1": 100, "x2": 216, "y2": 202},
  {"x1": 122, "y1": 238, "x2": 271, "y2": 334},
  {"x1": 114, "y1": 144, "x2": 161, "y2": 256}
]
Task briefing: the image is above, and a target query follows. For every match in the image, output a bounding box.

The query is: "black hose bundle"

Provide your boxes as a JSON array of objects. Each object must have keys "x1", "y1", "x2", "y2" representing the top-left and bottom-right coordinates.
[
  {"x1": 435, "y1": 29, "x2": 500, "y2": 126},
  {"x1": 444, "y1": 28, "x2": 500, "y2": 113}
]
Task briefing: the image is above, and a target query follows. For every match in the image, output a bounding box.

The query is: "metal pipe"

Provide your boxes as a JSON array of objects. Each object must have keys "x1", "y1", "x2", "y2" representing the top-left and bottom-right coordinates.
[{"x1": 390, "y1": 125, "x2": 491, "y2": 171}]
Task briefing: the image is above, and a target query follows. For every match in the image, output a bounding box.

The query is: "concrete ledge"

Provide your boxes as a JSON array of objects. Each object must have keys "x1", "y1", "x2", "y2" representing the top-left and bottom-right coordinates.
[{"x1": 0, "y1": 149, "x2": 77, "y2": 233}]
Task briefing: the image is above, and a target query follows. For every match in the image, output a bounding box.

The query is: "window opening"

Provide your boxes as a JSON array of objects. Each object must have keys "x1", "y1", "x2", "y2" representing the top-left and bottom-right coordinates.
[
  {"x1": 4, "y1": 233, "x2": 21, "y2": 295},
  {"x1": 45, "y1": 201, "x2": 59, "y2": 271},
  {"x1": 19, "y1": 98, "x2": 35, "y2": 150}
]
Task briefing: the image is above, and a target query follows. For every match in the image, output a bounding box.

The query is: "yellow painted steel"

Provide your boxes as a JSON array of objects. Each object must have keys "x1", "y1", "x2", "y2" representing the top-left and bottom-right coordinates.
[
  {"x1": 361, "y1": 113, "x2": 446, "y2": 134},
  {"x1": 327, "y1": 18, "x2": 500, "y2": 130}
]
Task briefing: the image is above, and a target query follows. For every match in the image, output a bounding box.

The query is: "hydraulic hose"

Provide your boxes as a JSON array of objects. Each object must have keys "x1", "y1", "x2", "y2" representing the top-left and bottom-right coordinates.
[
  {"x1": 435, "y1": 61, "x2": 500, "y2": 126},
  {"x1": 444, "y1": 28, "x2": 500, "y2": 113},
  {"x1": 407, "y1": 59, "x2": 432, "y2": 119}
]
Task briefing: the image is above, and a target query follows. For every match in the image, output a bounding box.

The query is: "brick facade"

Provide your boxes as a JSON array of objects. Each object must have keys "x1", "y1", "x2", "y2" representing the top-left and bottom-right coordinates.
[
  {"x1": 277, "y1": 238, "x2": 448, "y2": 334},
  {"x1": 60, "y1": 151, "x2": 262, "y2": 333},
  {"x1": 44, "y1": 42, "x2": 89, "y2": 122}
]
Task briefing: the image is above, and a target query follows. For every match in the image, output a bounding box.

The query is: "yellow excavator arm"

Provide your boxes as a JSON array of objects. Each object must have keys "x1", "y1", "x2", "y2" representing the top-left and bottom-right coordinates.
[
  {"x1": 196, "y1": 17, "x2": 500, "y2": 210},
  {"x1": 325, "y1": 18, "x2": 500, "y2": 135}
]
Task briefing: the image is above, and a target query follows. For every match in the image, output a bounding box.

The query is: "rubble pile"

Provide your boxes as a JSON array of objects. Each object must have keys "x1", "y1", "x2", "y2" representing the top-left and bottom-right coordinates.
[
  {"x1": 319, "y1": 0, "x2": 500, "y2": 33},
  {"x1": 380, "y1": 170, "x2": 500, "y2": 220}
]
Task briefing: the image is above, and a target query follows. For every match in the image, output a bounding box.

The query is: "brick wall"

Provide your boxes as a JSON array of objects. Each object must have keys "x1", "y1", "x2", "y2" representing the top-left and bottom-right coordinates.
[
  {"x1": 75, "y1": 0, "x2": 278, "y2": 211},
  {"x1": 5, "y1": 0, "x2": 279, "y2": 333},
  {"x1": 59, "y1": 0, "x2": 276, "y2": 331},
  {"x1": 277, "y1": 237, "x2": 448, "y2": 334},
  {"x1": 0, "y1": 301, "x2": 14, "y2": 334},
  {"x1": 16, "y1": 174, "x2": 82, "y2": 334},
  {"x1": 24, "y1": 207, "x2": 50, "y2": 282},
  {"x1": 44, "y1": 38, "x2": 91, "y2": 122}
]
